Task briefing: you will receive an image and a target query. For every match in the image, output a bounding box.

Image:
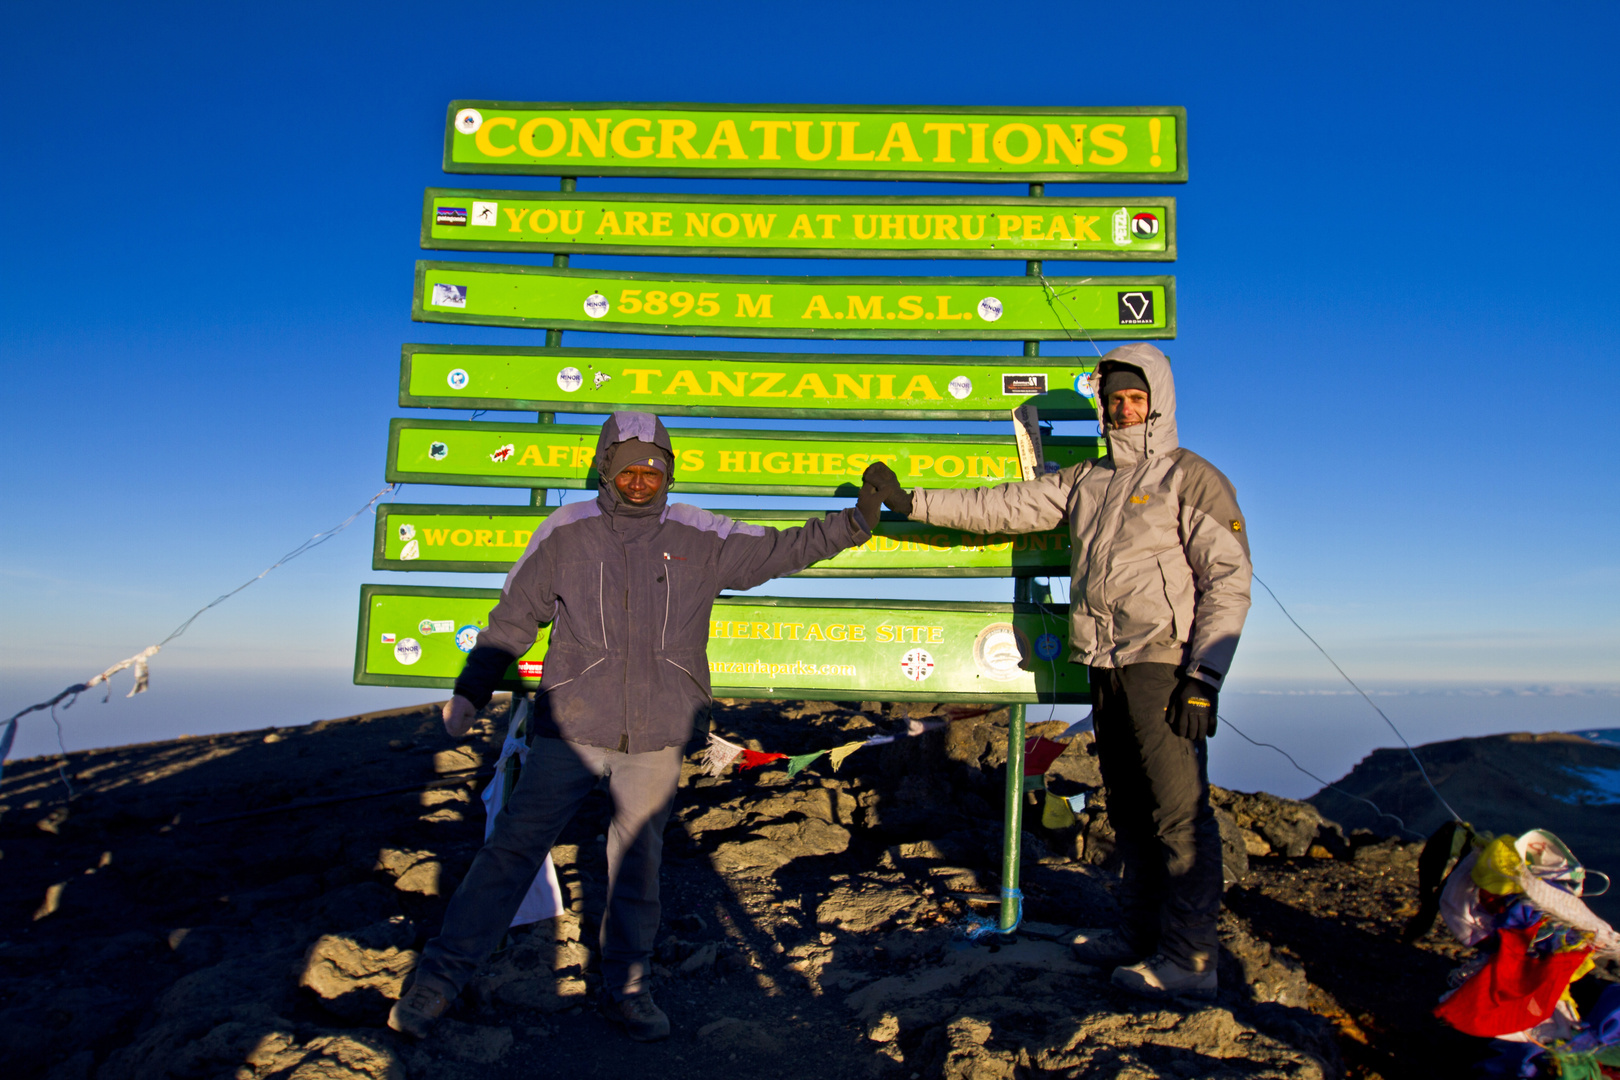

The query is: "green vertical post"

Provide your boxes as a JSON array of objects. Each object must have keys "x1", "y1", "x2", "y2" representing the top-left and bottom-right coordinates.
[
  {"x1": 547, "y1": 177, "x2": 575, "y2": 349},
  {"x1": 1001, "y1": 576, "x2": 1032, "y2": 931},
  {"x1": 998, "y1": 180, "x2": 1047, "y2": 932}
]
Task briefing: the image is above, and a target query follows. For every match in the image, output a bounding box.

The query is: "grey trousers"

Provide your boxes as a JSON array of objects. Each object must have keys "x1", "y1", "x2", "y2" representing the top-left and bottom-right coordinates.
[
  {"x1": 413, "y1": 736, "x2": 684, "y2": 1000},
  {"x1": 1090, "y1": 663, "x2": 1224, "y2": 971}
]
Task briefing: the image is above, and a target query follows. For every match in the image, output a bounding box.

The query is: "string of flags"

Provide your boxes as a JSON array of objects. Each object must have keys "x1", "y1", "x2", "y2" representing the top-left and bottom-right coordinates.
[{"x1": 698, "y1": 712, "x2": 1096, "y2": 828}]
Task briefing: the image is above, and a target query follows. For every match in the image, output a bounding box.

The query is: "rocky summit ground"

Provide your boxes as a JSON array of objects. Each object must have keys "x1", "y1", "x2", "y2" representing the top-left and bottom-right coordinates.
[{"x1": 3, "y1": 699, "x2": 1616, "y2": 1080}]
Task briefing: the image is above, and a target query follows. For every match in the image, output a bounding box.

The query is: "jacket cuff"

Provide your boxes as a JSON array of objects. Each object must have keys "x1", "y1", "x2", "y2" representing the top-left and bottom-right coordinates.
[
  {"x1": 454, "y1": 646, "x2": 516, "y2": 709},
  {"x1": 848, "y1": 505, "x2": 874, "y2": 541},
  {"x1": 1183, "y1": 661, "x2": 1225, "y2": 689}
]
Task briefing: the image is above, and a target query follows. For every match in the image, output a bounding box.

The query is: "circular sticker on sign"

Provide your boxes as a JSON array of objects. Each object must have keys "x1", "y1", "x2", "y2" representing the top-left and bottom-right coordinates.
[
  {"x1": 398, "y1": 523, "x2": 415, "y2": 542},
  {"x1": 948, "y1": 376, "x2": 973, "y2": 400},
  {"x1": 583, "y1": 293, "x2": 610, "y2": 318},
  {"x1": 446, "y1": 368, "x2": 469, "y2": 390},
  {"x1": 977, "y1": 297, "x2": 1004, "y2": 322},
  {"x1": 394, "y1": 638, "x2": 422, "y2": 665},
  {"x1": 972, "y1": 622, "x2": 1029, "y2": 681},
  {"x1": 428, "y1": 442, "x2": 448, "y2": 461},
  {"x1": 1131, "y1": 212, "x2": 1160, "y2": 239},
  {"x1": 556, "y1": 367, "x2": 583, "y2": 392},
  {"x1": 1074, "y1": 372, "x2": 1099, "y2": 398},
  {"x1": 899, "y1": 648, "x2": 935, "y2": 682},
  {"x1": 1035, "y1": 633, "x2": 1062, "y2": 660},
  {"x1": 454, "y1": 108, "x2": 483, "y2": 135},
  {"x1": 455, "y1": 625, "x2": 481, "y2": 653}
]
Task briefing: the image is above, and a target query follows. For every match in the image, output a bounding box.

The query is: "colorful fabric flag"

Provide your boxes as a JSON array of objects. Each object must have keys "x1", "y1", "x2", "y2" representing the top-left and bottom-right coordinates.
[
  {"x1": 739, "y1": 750, "x2": 788, "y2": 770},
  {"x1": 1434, "y1": 921, "x2": 1593, "y2": 1037},
  {"x1": 1024, "y1": 736, "x2": 1068, "y2": 777},
  {"x1": 700, "y1": 733, "x2": 746, "y2": 776},
  {"x1": 1041, "y1": 790, "x2": 1077, "y2": 829},
  {"x1": 786, "y1": 751, "x2": 827, "y2": 777},
  {"x1": 828, "y1": 740, "x2": 868, "y2": 772}
]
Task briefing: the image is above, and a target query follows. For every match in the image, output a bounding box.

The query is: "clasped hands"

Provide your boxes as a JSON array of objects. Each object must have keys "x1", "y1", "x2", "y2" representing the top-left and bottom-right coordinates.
[{"x1": 857, "y1": 461, "x2": 913, "y2": 521}]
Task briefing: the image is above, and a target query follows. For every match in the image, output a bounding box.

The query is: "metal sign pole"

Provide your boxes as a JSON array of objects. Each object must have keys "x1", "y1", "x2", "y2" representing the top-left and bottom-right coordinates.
[{"x1": 1000, "y1": 182, "x2": 1044, "y2": 933}]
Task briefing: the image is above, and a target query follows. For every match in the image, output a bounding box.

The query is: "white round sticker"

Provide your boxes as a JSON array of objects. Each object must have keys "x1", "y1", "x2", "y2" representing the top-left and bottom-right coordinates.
[
  {"x1": 972, "y1": 622, "x2": 1028, "y2": 681},
  {"x1": 899, "y1": 648, "x2": 935, "y2": 682},
  {"x1": 948, "y1": 376, "x2": 973, "y2": 400},
  {"x1": 977, "y1": 297, "x2": 1004, "y2": 322},
  {"x1": 398, "y1": 523, "x2": 416, "y2": 542},
  {"x1": 428, "y1": 442, "x2": 448, "y2": 461},
  {"x1": 394, "y1": 638, "x2": 422, "y2": 666},
  {"x1": 455, "y1": 108, "x2": 483, "y2": 135},
  {"x1": 557, "y1": 367, "x2": 583, "y2": 392},
  {"x1": 446, "y1": 368, "x2": 469, "y2": 390},
  {"x1": 1074, "y1": 372, "x2": 1099, "y2": 399},
  {"x1": 583, "y1": 293, "x2": 610, "y2": 318}
]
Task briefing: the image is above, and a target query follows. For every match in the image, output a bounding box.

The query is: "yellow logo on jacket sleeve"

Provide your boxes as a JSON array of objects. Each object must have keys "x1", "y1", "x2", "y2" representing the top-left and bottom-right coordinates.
[{"x1": 1130, "y1": 494, "x2": 1151, "y2": 504}]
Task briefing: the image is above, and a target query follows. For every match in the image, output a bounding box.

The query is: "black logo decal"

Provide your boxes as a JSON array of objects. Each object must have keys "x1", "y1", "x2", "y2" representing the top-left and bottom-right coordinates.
[{"x1": 1117, "y1": 291, "x2": 1154, "y2": 325}]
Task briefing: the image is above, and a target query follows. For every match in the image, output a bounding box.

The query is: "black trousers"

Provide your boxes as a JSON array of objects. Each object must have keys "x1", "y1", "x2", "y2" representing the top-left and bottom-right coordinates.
[{"x1": 1090, "y1": 662, "x2": 1223, "y2": 970}]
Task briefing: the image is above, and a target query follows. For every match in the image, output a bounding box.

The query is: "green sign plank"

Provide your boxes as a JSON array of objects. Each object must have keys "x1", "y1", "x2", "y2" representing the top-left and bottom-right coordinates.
[
  {"x1": 422, "y1": 189, "x2": 1174, "y2": 261},
  {"x1": 402, "y1": 344, "x2": 1102, "y2": 421},
  {"x1": 356, "y1": 585, "x2": 1087, "y2": 703},
  {"x1": 414, "y1": 263, "x2": 1175, "y2": 341},
  {"x1": 443, "y1": 103, "x2": 1183, "y2": 183},
  {"x1": 386, "y1": 420, "x2": 1102, "y2": 496},
  {"x1": 375, "y1": 504, "x2": 1070, "y2": 578}
]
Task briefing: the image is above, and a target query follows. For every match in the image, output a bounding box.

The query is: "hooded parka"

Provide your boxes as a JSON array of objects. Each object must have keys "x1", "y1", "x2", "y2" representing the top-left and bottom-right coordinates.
[
  {"x1": 455, "y1": 412, "x2": 871, "y2": 752},
  {"x1": 909, "y1": 344, "x2": 1251, "y2": 688}
]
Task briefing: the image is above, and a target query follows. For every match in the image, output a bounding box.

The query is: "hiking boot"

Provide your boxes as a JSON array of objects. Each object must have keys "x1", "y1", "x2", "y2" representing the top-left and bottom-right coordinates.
[
  {"x1": 1065, "y1": 927, "x2": 1142, "y2": 966},
  {"x1": 388, "y1": 982, "x2": 451, "y2": 1039},
  {"x1": 1111, "y1": 953, "x2": 1218, "y2": 1001},
  {"x1": 598, "y1": 989, "x2": 671, "y2": 1042}
]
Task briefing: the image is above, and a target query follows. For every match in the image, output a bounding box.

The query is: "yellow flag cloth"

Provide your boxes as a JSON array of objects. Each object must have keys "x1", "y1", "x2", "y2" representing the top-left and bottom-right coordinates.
[
  {"x1": 1472, "y1": 835, "x2": 1526, "y2": 896},
  {"x1": 1042, "y1": 790, "x2": 1077, "y2": 829},
  {"x1": 828, "y1": 741, "x2": 867, "y2": 772}
]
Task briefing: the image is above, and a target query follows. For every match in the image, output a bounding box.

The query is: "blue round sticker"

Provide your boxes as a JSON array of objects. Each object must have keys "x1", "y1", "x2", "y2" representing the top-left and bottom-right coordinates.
[
  {"x1": 455, "y1": 625, "x2": 481, "y2": 653},
  {"x1": 1035, "y1": 633, "x2": 1062, "y2": 660}
]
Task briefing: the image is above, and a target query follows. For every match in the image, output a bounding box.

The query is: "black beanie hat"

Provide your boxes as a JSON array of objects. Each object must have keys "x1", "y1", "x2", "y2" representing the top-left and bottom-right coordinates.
[
  {"x1": 1100, "y1": 365, "x2": 1150, "y2": 402},
  {"x1": 605, "y1": 437, "x2": 672, "y2": 482}
]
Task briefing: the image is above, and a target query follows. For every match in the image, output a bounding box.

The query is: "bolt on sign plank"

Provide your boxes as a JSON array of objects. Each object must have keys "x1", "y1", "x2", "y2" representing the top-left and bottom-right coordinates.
[
  {"x1": 402, "y1": 344, "x2": 1104, "y2": 421},
  {"x1": 444, "y1": 103, "x2": 1183, "y2": 183},
  {"x1": 414, "y1": 263, "x2": 1174, "y2": 341},
  {"x1": 386, "y1": 420, "x2": 1103, "y2": 495},
  {"x1": 375, "y1": 504, "x2": 1070, "y2": 577},
  {"x1": 357, "y1": 585, "x2": 1089, "y2": 703},
  {"x1": 423, "y1": 189, "x2": 1175, "y2": 261}
]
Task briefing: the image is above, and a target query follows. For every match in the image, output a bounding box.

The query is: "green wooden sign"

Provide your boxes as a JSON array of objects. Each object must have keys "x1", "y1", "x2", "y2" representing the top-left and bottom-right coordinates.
[
  {"x1": 443, "y1": 103, "x2": 1183, "y2": 183},
  {"x1": 356, "y1": 585, "x2": 1087, "y2": 703},
  {"x1": 386, "y1": 420, "x2": 1102, "y2": 496},
  {"x1": 402, "y1": 344, "x2": 1102, "y2": 421},
  {"x1": 423, "y1": 189, "x2": 1174, "y2": 261},
  {"x1": 415, "y1": 263, "x2": 1174, "y2": 341},
  {"x1": 375, "y1": 504, "x2": 1070, "y2": 577}
]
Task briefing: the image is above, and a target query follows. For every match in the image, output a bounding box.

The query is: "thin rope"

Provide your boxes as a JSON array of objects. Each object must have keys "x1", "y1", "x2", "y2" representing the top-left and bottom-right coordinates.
[
  {"x1": 158, "y1": 482, "x2": 400, "y2": 647},
  {"x1": 1218, "y1": 714, "x2": 1423, "y2": 840},
  {"x1": 1253, "y1": 573, "x2": 1464, "y2": 825}
]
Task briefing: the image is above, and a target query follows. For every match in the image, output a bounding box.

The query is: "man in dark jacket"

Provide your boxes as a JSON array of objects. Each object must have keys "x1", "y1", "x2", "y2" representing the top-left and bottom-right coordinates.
[
  {"x1": 863, "y1": 344, "x2": 1250, "y2": 1000},
  {"x1": 390, "y1": 412, "x2": 878, "y2": 1041}
]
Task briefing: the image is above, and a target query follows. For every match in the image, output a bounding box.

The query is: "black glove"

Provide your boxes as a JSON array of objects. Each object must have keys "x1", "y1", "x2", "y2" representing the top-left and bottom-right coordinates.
[
  {"x1": 862, "y1": 461, "x2": 913, "y2": 515},
  {"x1": 855, "y1": 478, "x2": 883, "y2": 531},
  {"x1": 1167, "y1": 677, "x2": 1218, "y2": 740}
]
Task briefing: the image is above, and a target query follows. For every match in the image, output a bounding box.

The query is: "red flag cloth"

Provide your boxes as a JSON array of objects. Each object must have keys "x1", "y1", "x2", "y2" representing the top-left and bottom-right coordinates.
[
  {"x1": 1024, "y1": 736, "x2": 1068, "y2": 777},
  {"x1": 739, "y1": 750, "x2": 788, "y2": 771},
  {"x1": 1434, "y1": 921, "x2": 1593, "y2": 1037}
]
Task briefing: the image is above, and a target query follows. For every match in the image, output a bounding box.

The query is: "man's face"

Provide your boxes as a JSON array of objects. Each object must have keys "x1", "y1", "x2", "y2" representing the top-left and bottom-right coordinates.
[
  {"x1": 1107, "y1": 388, "x2": 1151, "y2": 429},
  {"x1": 613, "y1": 463, "x2": 665, "y2": 505}
]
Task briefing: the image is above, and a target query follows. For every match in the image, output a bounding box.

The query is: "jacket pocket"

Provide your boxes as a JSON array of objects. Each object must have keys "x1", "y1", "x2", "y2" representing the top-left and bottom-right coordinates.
[{"x1": 1154, "y1": 549, "x2": 1196, "y2": 645}]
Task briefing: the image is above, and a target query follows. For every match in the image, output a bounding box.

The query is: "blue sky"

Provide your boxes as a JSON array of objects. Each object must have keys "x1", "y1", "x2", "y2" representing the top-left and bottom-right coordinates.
[{"x1": 3, "y1": 2, "x2": 1616, "y2": 792}]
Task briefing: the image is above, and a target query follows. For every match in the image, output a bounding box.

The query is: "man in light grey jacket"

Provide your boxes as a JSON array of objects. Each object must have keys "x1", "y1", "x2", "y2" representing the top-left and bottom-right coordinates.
[{"x1": 864, "y1": 343, "x2": 1250, "y2": 999}]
